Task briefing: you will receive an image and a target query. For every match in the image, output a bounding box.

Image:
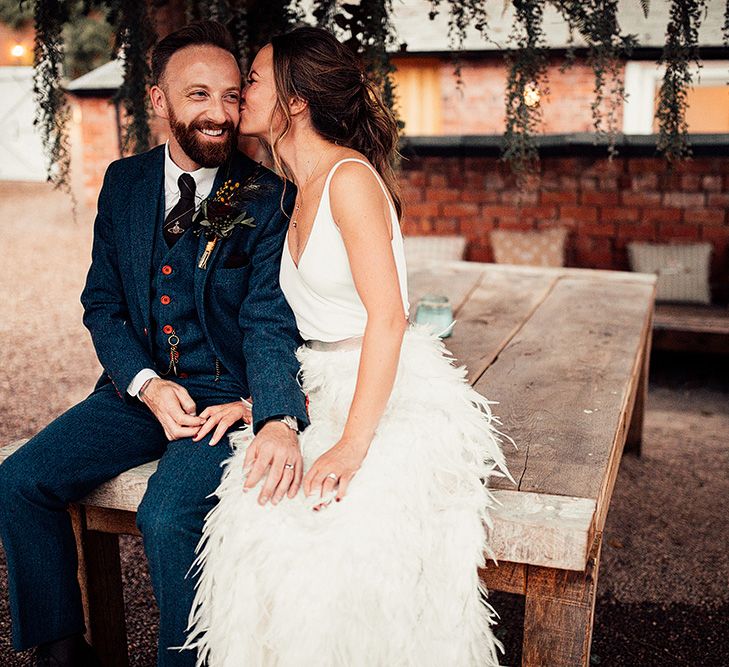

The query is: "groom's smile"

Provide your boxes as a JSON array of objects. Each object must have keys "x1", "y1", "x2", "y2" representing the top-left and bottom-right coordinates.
[{"x1": 150, "y1": 43, "x2": 242, "y2": 171}]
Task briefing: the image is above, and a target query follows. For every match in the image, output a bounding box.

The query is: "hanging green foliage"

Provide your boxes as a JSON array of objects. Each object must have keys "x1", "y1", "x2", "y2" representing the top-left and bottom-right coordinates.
[
  {"x1": 334, "y1": 0, "x2": 400, "y2": 128},
  {"x1": 555, "y1": 1, "x2": 637, "y2": 158},
  {"x1": 656, "y1": 0, "x2": 709, "y2": 162},
  {"x1": 31, "y1": 0, "x2": 72, "y2": 191},
  {"x1": 9, "y1": 0, "x2": 722, "y2": 191},
  {"x1": 502, "y1": 0, "x2": 549, "y2": 183},
  {"x1": 106, "y1": 0, "x2": 156, "y2": 155}
]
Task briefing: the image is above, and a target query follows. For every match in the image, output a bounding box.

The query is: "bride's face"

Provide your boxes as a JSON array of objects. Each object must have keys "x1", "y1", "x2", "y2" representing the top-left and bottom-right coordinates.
[{"x1": 240, "y1": 44, "x2": 285, "y2": 140}]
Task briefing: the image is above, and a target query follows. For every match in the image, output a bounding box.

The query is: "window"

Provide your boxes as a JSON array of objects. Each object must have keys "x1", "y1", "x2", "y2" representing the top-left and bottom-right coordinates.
[
  {"x1": 391, "y1": 57, "x2": 443, "y2": 136},
  {"x1": 623, "y1": 60, "x2": 729, "y2": 134}
]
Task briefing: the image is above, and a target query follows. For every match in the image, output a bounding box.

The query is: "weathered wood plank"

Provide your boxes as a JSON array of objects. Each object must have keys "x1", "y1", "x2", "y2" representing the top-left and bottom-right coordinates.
[
  {"x1": 0, "y1": 441, "x2": 594, "y2": 569},
  {"x1": 479, "y1": 560, "x2": 527, "y2": 596},
  {"x1": 445, "y1": 268, "x2": 559, "y2": 385},
  {"x1": 85, "y1": 506, "x2": 140, "y2": 536},
  {"x1": 477, "y1": 276, "x2": 655, "y2": 503},
  {"x1": 406, "y1": 260, "x2": 484, "y2": 314},
  {"x1": 522, "y1": 534, "x2": 602, "y2": 667},
  {"x1": 489, "y1": 491, "x2": 596, "y2": 571},
  {"x1": 70, "y1": 505, "x2": 129, "y2": 667},
  {"x1": 653, "y1": 303, "x2": 729, "y2": 334}
]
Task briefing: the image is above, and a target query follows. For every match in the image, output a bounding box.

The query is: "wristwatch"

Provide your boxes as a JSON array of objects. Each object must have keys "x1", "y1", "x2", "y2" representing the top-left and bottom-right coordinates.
[{"x1": 273, "y1": 415, "x2": 299, "y2": 434}]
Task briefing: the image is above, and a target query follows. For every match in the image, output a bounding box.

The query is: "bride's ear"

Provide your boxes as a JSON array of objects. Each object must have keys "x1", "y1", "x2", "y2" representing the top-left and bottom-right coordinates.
[{"x1": 289, "y1": 96, "x2": 308, "y2": 117}]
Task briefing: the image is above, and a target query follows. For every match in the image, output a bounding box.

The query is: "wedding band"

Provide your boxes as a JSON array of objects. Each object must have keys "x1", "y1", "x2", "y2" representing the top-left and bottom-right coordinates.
[
  {"x1": 284, "y1": 463, "x2": 295, "y2": 470},
  {"x1": 326, "y1": 472, "x2": 339, "y2": 480}
]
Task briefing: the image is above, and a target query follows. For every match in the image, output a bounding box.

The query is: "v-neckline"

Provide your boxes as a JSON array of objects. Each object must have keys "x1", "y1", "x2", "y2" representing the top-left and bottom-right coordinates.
[{"x1": 286, "y1": 164, "x2": 336, "y2": 270}]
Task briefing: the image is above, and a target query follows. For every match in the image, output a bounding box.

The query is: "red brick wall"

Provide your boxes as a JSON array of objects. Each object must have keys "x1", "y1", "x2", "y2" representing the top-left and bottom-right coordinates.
[
  {"x1": 438, "y1": 56, "x2": 612, "y2": 135},
  {"x1": 400, "y1": 155, "x2": 729, "y2": 295}
]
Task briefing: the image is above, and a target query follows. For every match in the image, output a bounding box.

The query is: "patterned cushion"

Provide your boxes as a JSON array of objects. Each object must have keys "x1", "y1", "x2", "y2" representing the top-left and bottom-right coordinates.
[
  {"x1": 490, "y1": 227, "x2": 568, "y2": 267},
  {"x1": 403, "y1": 235, "x2": 468, "y2": 263},
  {"x1": 627, "y1": 242, "x2": 712, "y2": 304}
]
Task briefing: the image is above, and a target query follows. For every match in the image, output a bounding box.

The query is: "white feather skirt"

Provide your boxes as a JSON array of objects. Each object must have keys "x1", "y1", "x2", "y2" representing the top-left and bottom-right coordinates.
[{"x1": 173, "y1": 326, "x2": 514, "y2": 667}]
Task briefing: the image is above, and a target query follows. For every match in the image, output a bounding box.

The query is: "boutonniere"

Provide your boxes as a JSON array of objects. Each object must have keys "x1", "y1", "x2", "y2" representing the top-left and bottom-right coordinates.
[{"x1": 194, "y1": 166, "x2": 272, "y2": 269}]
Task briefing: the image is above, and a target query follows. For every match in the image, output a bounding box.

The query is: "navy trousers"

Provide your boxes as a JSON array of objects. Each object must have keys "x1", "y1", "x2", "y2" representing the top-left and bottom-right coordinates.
[{"x1": 0, "y1": 380, "x2": 243, "y2": 665}]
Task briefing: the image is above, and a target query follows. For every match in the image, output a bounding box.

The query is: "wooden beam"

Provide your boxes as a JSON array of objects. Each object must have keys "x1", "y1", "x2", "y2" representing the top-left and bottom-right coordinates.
[
  {"x1": 70, "y1": 504, "x2": 130, "y2": 667},
  {"x1": 522, "y1": 533, "x2": 602, "y2": 667}
]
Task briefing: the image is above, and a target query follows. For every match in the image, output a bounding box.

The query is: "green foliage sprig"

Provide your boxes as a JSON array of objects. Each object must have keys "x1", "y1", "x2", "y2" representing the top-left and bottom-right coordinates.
[
  {"x1": 555, "y1": 0, "x2": 637, "y2": 158},
  {"x1": 502, "y1": 0, "x2": 549, "y2": 185},
  {"x1": 656, "y1": 0, "x2": 709, "y2": 162},
  {"x1": 32, "y1": 0, "x2": 72, "y2": 193},
  {"x1": 334, "y1": 0, "x2": 401, "y2": 130},
  {"x1": 107, "y1": 0, "x2": 156, "y2": 154}
]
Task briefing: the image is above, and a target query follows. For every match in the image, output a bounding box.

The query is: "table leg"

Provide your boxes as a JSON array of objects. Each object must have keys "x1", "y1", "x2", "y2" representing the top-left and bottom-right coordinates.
[
  {"x1": 70, "y1": 504, "x2": 130, "y2": 667},
  {"x1": 625, "y1": 324, "x2": 652, "y2": 456},
  {"x1": 521, "y1": 534, "x2": 602, "y2": 667}
]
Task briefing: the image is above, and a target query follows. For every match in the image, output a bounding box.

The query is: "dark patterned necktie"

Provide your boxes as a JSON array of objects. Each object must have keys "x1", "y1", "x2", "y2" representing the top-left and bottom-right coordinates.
[{"x1": 163, "y1": 173, "x2": 196, "y2": 247}]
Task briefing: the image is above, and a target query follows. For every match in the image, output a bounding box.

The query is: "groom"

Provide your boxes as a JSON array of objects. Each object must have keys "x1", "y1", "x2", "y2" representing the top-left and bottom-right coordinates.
[{"x1": 0, "y1": 21, "x2": 308, "y2": 667}]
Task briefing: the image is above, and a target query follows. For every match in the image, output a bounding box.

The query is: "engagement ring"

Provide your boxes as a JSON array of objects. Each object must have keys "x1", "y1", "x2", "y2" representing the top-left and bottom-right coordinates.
[
  {"x1": 326, "y1": 473, "x2": 339, "y2": 480},
  {"x1": 284, "y1": 463, "x2": 295, "y2": 470}
]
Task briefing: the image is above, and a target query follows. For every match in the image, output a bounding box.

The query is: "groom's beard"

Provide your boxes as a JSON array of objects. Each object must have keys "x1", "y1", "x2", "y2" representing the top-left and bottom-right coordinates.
[{"x1": 168, "y1": 109, "x2": 236, "y2": 168}]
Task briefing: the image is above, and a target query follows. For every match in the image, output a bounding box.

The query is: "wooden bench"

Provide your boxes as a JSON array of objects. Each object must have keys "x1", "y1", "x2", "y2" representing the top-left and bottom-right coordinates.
[
  {"x1": 0, "y1": 261, "x2": 656, "y2": 667},
  {"x1": 652, "y1": 302, "x2": 729, "y2": 354}
]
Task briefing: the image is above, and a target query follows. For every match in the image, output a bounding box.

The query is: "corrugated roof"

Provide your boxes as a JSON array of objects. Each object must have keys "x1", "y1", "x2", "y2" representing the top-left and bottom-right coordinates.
[{"x1": 66, "y1": 59, "x2": 122, "y2": 91}]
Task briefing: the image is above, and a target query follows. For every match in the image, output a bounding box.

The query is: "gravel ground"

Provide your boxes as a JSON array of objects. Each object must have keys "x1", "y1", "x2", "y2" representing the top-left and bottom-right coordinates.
[{"x1": 1, "y1": 182, "x2": 727, "y2": 666}]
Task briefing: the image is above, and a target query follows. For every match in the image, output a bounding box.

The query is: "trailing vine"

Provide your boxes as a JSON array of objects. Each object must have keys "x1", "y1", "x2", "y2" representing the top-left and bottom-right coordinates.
[
  {"x1": 502, "y1": 0, "x2": 549, "y2": 185},
  {"x1": 313, "y1": 0, "x2": 338, "y2": 30},
  {"x1": 106, "y1": 0, "x2": 156, "y2": 155},
  {"x1": 655, "y1": 0, "x2": 708, "y2": 162},
  {"x1": 554, "y1": 1, "x2": 637, "y2": 158},
  {"x1": 9, "y1": 0, "x2": 724, "y2": 190},
  {"x1": 334, "y1": 0, "x2": 401, "y2": 131},
  {"x1": 31, "y1": 0, "x2": 72, "y2": 192}
]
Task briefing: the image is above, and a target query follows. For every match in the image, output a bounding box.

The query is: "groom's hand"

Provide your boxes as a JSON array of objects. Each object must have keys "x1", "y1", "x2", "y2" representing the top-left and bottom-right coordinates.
[
  {"x1": 139, "y1": 378, "x2": 205, "y2": 440},
  {"x1": 242, "y1": 421, "x2": 302, "y2": 505}
]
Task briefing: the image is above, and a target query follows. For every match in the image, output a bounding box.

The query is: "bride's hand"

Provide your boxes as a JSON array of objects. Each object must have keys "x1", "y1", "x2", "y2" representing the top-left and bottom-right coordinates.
[
  {"x1": 303, "y1": 437, "x2": 370, "y2": 505},
  {"x1": 193, "y1": 399, "x2": 252, "y2": 445}
]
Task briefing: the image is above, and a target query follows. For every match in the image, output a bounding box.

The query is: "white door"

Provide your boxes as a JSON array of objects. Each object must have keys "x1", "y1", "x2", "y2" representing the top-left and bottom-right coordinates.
[{"x1": 0, "y1": 67, "x2": 47, "y2": 182}]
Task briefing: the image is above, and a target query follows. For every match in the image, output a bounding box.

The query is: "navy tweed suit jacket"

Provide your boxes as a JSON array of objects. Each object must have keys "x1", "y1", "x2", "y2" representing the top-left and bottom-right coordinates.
[{"x1": 80, "y1": 144, "x2": 309, "y2": 433}]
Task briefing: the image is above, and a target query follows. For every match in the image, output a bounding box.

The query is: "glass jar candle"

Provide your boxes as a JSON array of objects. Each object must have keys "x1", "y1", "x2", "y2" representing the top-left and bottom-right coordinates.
[{"x1": 414, "y1": 294, "x2": 454, "y2": 338}]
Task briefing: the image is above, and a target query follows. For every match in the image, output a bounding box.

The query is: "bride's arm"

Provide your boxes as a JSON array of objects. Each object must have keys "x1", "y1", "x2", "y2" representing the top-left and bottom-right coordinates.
[{"x1": 303, "y1": 161, "x2": 408, "y2": 502}]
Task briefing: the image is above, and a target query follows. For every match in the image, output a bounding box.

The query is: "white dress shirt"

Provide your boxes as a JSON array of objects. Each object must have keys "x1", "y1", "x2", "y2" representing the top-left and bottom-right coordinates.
[{"x1": 126, "y1": 142, "x2": 219, "y2": 397}]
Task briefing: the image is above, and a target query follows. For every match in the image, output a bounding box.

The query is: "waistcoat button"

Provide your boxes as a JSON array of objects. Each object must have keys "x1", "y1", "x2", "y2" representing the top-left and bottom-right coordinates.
[
  {"x1": 160, "y1": 295, "x2": 171, "y2": 305},
  {"x1": 162, "y1": 265, "x2": 173, "y2": 275}
]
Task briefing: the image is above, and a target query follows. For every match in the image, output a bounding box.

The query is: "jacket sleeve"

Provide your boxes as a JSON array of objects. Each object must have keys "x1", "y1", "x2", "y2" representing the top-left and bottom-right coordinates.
[
  {"x1": 239, "y1": 184, "x2": 309, "y2": 433},
  {"x1": 80, "y1": 163, "x2": 155, "y2": 398}
]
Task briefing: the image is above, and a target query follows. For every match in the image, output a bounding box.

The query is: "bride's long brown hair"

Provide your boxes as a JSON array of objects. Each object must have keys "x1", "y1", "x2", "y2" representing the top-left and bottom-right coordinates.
[{"x1": 268, "y1": 26, "x2": 402, "y2": 219}]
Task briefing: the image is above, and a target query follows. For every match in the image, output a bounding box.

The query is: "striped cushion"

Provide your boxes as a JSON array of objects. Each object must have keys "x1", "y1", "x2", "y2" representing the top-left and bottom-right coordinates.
[{"x1": 627, "y1": 242, "x2": 712, "y2": 304}]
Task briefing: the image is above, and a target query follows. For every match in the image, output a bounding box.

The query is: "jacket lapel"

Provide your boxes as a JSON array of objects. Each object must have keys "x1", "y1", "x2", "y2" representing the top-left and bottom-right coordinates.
[
  {"x1": 194, "y1": 153, "x2": 252, "y2": 329},
  {"x1": 129, "y1": 146, "x2": 165, "y2": 331}
]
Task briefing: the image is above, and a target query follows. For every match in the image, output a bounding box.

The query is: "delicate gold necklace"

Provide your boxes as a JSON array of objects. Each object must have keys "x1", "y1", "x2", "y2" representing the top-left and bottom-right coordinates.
[{"x1": 291, "y1": 144, "x2": 336, "y2": 228}]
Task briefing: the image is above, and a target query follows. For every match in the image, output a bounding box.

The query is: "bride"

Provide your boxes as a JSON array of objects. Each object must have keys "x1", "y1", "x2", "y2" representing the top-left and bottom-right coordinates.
[{"x1": 176, "y1": 26, "x2": 513, "y2": 667}]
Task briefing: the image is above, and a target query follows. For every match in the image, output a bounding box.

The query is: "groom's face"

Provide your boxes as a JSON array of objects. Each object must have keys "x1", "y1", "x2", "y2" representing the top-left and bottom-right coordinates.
[{"x1": 151, "y1": 44, "x2": 241, "y2": 168}]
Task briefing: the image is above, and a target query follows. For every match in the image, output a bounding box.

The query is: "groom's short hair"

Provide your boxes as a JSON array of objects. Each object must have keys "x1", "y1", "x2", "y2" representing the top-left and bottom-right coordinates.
[{"x1": 152, "y1": 20, "x2": 237, "y2": 86}]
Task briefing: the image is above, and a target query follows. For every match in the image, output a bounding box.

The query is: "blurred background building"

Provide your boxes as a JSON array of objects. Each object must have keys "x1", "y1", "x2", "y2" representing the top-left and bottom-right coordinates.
[{"x1": 1, "y1": 0, "x2": 727, "y2": 295}]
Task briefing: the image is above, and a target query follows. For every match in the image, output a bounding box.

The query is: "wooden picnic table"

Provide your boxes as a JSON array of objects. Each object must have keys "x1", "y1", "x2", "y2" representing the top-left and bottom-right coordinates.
[{"x1": 1, "y1": 261, "x2": 656, "y2": 667}]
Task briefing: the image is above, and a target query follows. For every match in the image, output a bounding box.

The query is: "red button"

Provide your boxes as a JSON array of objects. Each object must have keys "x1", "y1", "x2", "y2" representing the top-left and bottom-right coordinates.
[
  {"x1": 143, "y1": 327, "x2": 148, "y2": 336},
  {"x1": 162, "y1": 265, "x2": 172, "y2": 275},
  {"x1": 178, "y1": 372, "x2": 189, "y2": 379},
  {"x1": 160, "y1": 295, "x2": 171, "y2": 305},
  {"x1": 162, "y1": 324, "x2": 174, "y2": 335}
]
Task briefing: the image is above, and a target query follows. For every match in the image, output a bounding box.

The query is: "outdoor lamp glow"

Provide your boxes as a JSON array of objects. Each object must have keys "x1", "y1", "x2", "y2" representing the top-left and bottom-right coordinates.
[
  {"x1": 11, "y1": 44, "x2": 27, "y2": 59},
  {"x1": 523, "y1": 83, "x2": 540, "y2": 107}
]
